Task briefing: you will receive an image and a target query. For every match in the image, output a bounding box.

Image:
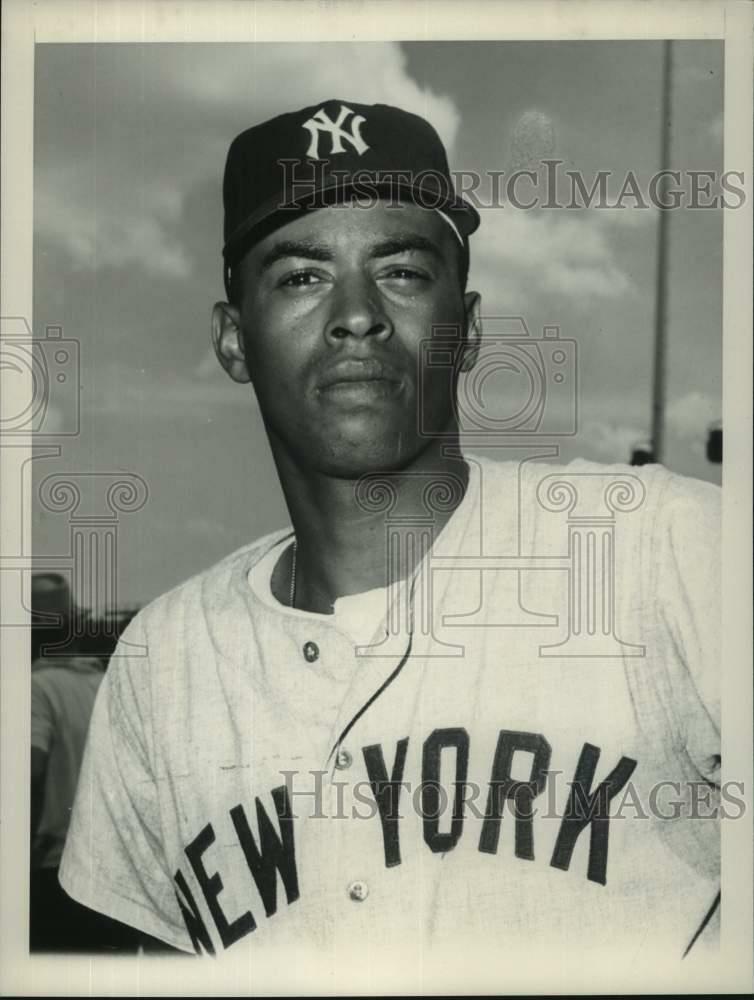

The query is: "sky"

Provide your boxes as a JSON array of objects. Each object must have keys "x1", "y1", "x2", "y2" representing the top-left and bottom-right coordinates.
[{"x1": 30, "y1": 40, "x2": 724, "y2": 607}]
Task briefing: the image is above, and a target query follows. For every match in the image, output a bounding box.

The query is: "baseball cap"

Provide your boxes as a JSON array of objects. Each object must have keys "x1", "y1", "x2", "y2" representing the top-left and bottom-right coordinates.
[{"x1": 222, "y1": 99, "x2": 480, "y2": 289}]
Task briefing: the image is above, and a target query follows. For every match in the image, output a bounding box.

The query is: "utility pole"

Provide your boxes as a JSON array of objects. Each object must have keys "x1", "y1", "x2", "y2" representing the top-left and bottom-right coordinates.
[{"x1": 651, "y1": 40, "x2": 673, "y2": 464}]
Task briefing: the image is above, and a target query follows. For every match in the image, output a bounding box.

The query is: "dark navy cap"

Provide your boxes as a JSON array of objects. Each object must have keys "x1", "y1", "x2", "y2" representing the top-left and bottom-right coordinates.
[{"x1": 222, "y1": 99, "x2": 480, "y2": 284}]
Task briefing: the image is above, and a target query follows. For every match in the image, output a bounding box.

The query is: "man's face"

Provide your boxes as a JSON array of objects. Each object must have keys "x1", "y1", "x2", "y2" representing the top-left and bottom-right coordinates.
[{"x1": 213, "y1": 201, "x2": 480, "y2": 478}]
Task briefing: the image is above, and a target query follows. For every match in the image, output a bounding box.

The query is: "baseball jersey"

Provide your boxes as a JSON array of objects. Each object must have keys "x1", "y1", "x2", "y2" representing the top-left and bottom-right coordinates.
[{"x1": 59, "y1": 454, "x2": 721, "y2": 975}]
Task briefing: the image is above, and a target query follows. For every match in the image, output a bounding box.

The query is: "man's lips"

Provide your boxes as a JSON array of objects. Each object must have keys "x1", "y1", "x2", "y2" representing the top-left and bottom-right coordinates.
[{"x1": 318, "y1": 357, "x2": 403, "y2": 391}]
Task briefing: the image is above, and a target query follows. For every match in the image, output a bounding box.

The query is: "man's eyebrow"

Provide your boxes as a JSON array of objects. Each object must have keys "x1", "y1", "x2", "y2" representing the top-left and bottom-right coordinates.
[
  {"x1": 258, "y1": 239, "x2": 335, "y2": 272},
  {"x1": 257, "y1": 233, "x2": 445, "y2": 273},
  {"x1": 369, "y1": 235, "x2": 444, "y2": 261}
]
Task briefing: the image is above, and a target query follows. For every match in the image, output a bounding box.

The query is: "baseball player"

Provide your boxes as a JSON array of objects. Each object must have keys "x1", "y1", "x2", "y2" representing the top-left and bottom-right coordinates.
[{"x1": 59, "y1": 100, "x2": 721, "y2": 975}]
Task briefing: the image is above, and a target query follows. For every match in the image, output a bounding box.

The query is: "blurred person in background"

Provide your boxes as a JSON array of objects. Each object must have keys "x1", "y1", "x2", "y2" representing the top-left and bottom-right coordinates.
[
  {"x1": 30, "y1": 573, "x2": 76, "y2": 665},
  {"x1": 29, "y1": 573, "x2": 141, "y2": 952}
]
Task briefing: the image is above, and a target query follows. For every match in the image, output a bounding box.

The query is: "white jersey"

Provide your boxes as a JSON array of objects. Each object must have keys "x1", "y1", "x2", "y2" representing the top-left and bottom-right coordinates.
[{"x1": 59, "y1": 455, "x2": 721, "y2": 975}]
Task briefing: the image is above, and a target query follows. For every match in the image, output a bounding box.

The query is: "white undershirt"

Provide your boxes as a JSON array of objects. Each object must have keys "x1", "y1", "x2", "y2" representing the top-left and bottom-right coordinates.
[
  {"x1": 247, "y1": 537, "x2": 393, "y2": 647},
  {"x1": 246, "y1": 462, "x2": 478, "y2": 648}
]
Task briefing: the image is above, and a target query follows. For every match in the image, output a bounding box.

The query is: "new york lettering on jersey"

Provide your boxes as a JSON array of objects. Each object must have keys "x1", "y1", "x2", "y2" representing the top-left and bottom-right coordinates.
[{"x1": 171, "y1": 728, "x2": 639, "y2": 954}]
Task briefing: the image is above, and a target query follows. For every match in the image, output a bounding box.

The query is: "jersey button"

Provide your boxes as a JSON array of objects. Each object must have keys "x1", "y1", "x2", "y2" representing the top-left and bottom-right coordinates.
[
  {"x1": 347, "y1": 880, "x2": 369, "y2": 902},
  {"x1": 302, "y1": 641, "x2": 319, "y2": 663},
  {"x1": 334, "y1": 747, "x2": 353, "y2": 770}
]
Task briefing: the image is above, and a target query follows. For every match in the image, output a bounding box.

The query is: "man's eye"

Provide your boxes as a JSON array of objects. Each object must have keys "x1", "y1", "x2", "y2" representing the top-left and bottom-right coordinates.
[
  {"x1": 279, "y1": 271, "x2": 323, "y2": 288},
  {"x1": 383, "y1": 266, "x2": 429, "y2": 281}
]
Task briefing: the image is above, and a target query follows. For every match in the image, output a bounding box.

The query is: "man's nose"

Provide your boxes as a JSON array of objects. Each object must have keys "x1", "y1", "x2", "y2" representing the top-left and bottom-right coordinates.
[{"x1": 324, "y1": 273, "x2": 393, "y2": 343}]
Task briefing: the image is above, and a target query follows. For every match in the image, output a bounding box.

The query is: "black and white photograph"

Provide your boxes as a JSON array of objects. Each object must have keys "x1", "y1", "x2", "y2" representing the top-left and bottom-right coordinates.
[{"x1": 1, "y1": 0, "x2": 752, "y2": 994}]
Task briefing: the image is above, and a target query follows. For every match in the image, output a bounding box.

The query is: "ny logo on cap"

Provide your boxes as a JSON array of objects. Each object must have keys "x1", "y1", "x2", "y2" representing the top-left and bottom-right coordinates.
[{"x1": 302, "y1": 104, "x2": 370, "y2": 159}]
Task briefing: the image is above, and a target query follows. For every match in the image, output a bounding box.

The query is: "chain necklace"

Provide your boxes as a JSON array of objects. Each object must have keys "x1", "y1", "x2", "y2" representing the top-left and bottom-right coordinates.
[{"x1": 289, "y1": 539, "x2": 297, "y2": 609}]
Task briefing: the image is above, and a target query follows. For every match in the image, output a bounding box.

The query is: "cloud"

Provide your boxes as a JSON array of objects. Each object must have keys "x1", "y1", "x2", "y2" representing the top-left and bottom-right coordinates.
[
  {"x1": 597, "y1": 204, "x2": 658, "y2": 228},
  {"x1": 577, "y1": 419, "x2": 646, "y2": 462},
  {"x1": 707, "y1": 112, "x2": 723, "y2": 142},
  {"x1": 193, "y1": 348, "x2": 222, "y2": 380},
  {"x1": 545, "y1": 260, "x2": 632, "y2": 299},
  {"x1": 38, "y1": 402, "x2": 65, "y2": 435},
  {"x1": 86, "y1": 361, "x2": 256, "y2": 421},
  {"x1": 666, "y1": 390, "x2": 719, "y2": 439},
  {"x1": 184, "y1": 515, "x2": 230, "y2": 539},
  {"x1": 35, "y1": 166, "x2": 192, "y2": 279},
  {"x1": 471, "y1": 208, "x2": 635, "y2": 309},
  {"x1": 35, "y1": 43, "x2": 461, "y2": 283},
  {"x1": 508, "y1": 109, "x2": 557, "y2": 171},
  {"x1": 166, "y1": 43, "x2": 461, "y2": 153}
]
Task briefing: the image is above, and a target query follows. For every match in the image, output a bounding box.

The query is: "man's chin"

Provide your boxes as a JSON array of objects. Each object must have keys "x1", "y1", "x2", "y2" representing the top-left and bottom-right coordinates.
[
  {"x1": 269, "y1": 416, "x2": 460, "y2": 480},
  {"x1": 315, "y1": 448, "x2": 418, "y2": 481},
  {"x1": 312, "y1": 432, "x2": 451, "y2": 481}
]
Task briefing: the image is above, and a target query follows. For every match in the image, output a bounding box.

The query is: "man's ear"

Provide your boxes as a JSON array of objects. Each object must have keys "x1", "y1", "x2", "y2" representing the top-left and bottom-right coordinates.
[
  {"x1": 211, "y1": 302, "x2": 251, "y2": 384},
  {"x1": 460, "y1": 291, "x2": 482, "y2": 373}
]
